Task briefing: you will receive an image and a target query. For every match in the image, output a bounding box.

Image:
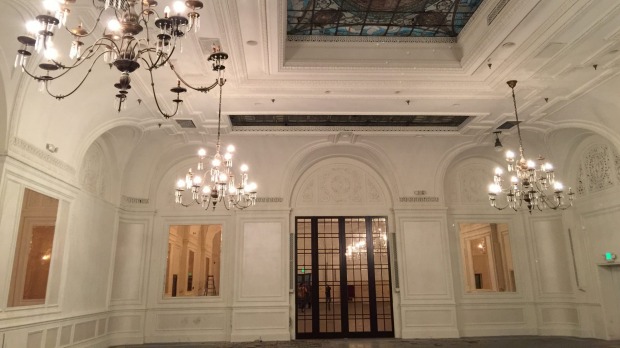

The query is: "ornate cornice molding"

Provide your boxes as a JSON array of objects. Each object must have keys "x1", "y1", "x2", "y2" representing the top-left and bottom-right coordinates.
[{"x1": 9, "y1": 137, "x2": 76, "y2": 175}]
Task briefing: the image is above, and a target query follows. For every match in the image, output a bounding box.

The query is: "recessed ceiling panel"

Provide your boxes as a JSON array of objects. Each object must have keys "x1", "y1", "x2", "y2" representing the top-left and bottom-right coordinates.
[
  {"x1": 287, "y1": 0, "x2": 484, "y2": 38},
  {"x1": 230, "y1": 115, "x2": 470, "y2": 127}
]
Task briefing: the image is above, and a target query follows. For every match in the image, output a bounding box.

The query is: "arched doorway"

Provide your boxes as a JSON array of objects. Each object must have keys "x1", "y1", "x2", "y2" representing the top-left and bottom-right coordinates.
[{"x1": 290, "y1": 158, "x2": 395, "y2": 338}]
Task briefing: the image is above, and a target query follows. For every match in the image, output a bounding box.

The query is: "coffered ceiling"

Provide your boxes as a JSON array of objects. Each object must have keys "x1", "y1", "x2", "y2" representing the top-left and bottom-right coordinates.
[{"x1": 2, "y1": 0, "x2": 620, "y2": 146}]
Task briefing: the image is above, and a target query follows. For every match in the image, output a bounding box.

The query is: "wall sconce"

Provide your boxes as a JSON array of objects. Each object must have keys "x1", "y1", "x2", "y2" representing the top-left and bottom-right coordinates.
[{"x1": 46, "y1": 143, "x2": 58, "y2": 153}]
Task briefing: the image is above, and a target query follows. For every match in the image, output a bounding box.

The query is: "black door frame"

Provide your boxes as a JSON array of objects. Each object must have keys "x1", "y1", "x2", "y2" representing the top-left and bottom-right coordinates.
[{"x1": 295, "y1": 216, "x2": 395, "y2": 339}]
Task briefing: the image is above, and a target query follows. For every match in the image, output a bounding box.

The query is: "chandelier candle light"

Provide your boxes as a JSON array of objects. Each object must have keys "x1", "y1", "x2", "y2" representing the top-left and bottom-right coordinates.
[
  {"x1": 174, "y1": 83, "x2": 257, "y2": 211},
  {"x1": 488, "y1": 80, "x2": 575, "y2": 212},
  {"x1": 15, "y1": 0, "x2": 224, "y2": 116}
]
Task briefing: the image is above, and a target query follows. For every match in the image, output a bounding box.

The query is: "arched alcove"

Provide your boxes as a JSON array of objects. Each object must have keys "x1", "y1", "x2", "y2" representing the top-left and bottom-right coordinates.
[
  {"x1": 290, "y1": 156, "x2": 394, "y2": 216},
  {"x1": 444, "y1": 156, "x2": 503, "y2": 209}
]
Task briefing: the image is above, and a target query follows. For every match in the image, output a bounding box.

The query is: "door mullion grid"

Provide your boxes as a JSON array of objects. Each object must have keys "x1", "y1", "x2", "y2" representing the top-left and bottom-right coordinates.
[
  {"x1": 311, "y1": 218, "x2": 320, "y2": 334},
  {"x1": 338, "y1": 217, "x2": 349, "y2": 334},
  {"x1": 365, "y1": 217, "x2": 378, "y2": 333}
]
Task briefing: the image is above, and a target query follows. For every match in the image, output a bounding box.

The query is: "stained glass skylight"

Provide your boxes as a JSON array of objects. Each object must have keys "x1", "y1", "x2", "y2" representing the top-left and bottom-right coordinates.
[{"x1": 287, "y1": 0, "x2": 483, "y2": 38}]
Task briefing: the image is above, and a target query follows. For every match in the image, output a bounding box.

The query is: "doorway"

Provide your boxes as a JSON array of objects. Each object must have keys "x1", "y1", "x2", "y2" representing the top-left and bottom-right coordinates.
[{"x1": 295, "y1": 217, "x2": 394, "y2": 338}]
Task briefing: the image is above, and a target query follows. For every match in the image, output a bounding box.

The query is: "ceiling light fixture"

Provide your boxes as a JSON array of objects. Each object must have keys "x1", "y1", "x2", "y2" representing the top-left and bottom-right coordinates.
[
  {"x1": 493, "y1": 131, "x2": 503, "y2": 151},
  {"x1": 15, "y1": 0, "x2": 224, "y2": 117},
  {"x1": 174, "y1": 81, "x2": 257, "y2": 211},
  {"x1": 488, "y1": 80, "x2": 574, "y2": 213}
]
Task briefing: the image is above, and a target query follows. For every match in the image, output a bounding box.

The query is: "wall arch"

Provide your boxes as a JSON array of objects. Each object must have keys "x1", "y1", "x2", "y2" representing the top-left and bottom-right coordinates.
[
  {"x1": 290, "y1": 156, "x2": 394, "y2": 216},
  {"x1": 283, "y1": 141, "x2": 400, "y2": 208}
]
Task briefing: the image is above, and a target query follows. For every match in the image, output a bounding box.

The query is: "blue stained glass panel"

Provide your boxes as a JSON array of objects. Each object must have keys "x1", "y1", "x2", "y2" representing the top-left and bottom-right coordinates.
[{"x1": 287, "y1": 0, "x2": 484, "y2": 38}]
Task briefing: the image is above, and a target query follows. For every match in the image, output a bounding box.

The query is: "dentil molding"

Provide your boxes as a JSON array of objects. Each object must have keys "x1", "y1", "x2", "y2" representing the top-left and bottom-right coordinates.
[{"x1": 9, "y1": 137, "x2": 76, "y2": 175}]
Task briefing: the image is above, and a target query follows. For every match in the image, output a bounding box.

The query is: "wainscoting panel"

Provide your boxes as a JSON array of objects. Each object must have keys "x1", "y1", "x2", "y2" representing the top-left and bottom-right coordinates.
[
  {"x1": 144, "y1": 309, "x2": 229, "y2": 343},
  {"x1": 26, "y1": 330, "x2": 43, "y2": 348},
  {"x1": 458, "y1": 304, "x2": 536, "y2": 337},
  {"x1": 231, "y1": 308, "x2": 290, "y2": 342},
  {"x1": 536, "y1": 304, "x2": 582, "y2": 337},
  {"x1": 400, "y1": 305, "x2": 458, "y2": 338},
  {"x1": 108, "y1": 314, "x2": 142, "y2": 333},
  {"x1": 2, "y1": 312, "x2": 111, "y2": 348}
]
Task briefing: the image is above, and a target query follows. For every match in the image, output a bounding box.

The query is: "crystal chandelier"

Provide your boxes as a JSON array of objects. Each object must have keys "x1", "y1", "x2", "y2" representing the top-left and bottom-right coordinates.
[
  {"x1": 488, "y1": 80, "x2": 575, "y2": 212},
  {"x1": 174, "y1": 82, "x2": 257, "y2": 211},
  {"x1": 15, "y1": 0, "x2": 224, "y2": 116}
]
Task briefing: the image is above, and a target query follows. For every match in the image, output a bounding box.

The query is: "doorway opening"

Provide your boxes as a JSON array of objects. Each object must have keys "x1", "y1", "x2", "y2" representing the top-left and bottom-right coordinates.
[{"x1": 295, "y1": 217, "x2": 394, "y2": 339}]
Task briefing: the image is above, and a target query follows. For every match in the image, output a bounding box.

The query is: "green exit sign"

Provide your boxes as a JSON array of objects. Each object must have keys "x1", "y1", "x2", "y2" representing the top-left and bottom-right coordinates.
[{"x1": 604, "y1": 252, "x2": 616, "y2": 262}]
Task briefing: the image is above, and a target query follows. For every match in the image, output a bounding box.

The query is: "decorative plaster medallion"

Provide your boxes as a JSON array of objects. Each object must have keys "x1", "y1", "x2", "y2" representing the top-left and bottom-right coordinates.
[
  {"x1": 583, "y1": 144, "x2": 614, "y2": 192},
  {"x1": 459, "y1": 165, "x2": 488, "y2": 203},
  {"x1": 296, "y1": 163, "x2": 386, "y2": 206}
]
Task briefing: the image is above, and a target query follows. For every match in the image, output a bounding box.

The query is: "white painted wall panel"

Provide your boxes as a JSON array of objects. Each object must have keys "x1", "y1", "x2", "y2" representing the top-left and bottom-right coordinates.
[
  {"x1": 111, "y1": 222, "x2": 146, "y2": 302},
  {"x1": 402, "y1": 221, "x2": 449, "y2": 297},
  {"x1": 240, "y1": 222, "x2": 283, "y2": 299},
  {"x1": 531, "y1": 218, "x2": 573, "y2": 294}
]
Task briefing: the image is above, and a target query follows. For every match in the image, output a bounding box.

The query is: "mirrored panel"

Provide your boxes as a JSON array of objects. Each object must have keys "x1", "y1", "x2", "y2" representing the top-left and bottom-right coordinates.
[
  {"x1": 164, "y1": 224, "x2": 221, "y2": 297},
  {"x1": 459, "y1": 223, "x2": 516, "y2": 293},
  {"x1": 8, "y1": 188, "x2": 59, "y2": 307}
]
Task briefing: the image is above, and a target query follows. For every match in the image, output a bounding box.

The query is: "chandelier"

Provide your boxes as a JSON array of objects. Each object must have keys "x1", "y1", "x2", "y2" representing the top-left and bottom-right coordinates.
[
  {"x1": 174, "y1": 82, "x2": 257, "y2": 211},
  {"x1": 15, "y1": 0, "x2": 224, "y2": 116},
  {"x1": 488, "y1": 80, "x2": 575, "y2": 212}
]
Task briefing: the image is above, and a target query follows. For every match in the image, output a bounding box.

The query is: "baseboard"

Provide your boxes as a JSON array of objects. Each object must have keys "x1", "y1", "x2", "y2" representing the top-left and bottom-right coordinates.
[
  {"x1": 460, "y1": 326, "x2": 536, "y2": 337},
  {"x1": 401, "y1": 327, "x2": 460, "y2": 339},
  {"x1": 230, "y1": 330, "x2": 291, "y2": 342}
]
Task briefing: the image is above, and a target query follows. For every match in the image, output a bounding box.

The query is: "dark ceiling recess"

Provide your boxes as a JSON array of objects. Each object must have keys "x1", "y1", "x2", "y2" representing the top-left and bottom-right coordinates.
[
  {"x1": 175, "y1": 119, "x2": 197, "y2": 128},
  {"x1": 229, "y1": 115, "x2": 471, "y2": 128},
  {"x1": 497, "y1": 120, "x2": 520, "y2": 130}
]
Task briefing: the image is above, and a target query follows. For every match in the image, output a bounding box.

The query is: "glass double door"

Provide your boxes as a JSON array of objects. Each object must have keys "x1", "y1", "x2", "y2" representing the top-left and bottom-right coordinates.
[{"x1": 296, "y1": 217, "x2": 394, "y2": 338}]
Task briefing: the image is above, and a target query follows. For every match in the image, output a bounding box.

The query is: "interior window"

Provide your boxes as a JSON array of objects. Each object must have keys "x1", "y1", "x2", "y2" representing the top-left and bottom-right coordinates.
[
  {"x1": 164, "y1": 224, "x2": 221, "y2": 297},
  {"x1": 8, "y1": 189, "x2": 59, "y2": 307},
  {"x1": 459, "y1": 223, "x2": 516, "y2": 293}
]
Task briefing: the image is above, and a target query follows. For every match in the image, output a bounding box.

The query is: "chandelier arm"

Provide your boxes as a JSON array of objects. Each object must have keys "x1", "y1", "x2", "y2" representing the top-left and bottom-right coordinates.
[
  {"x1": 19, "y1": 45, "x2": 107, "y2": 83},
  {"x1": 154, "y1": 45, "x2": 177, "y2": 68},
  {"x1": 136, "y1": 11, "x2": 167, "y2": 69},
  {"x1": 142, "y1": 44, "x2": 176, "y2": 71},
  {"x1": 168, "y1": 62, "x2": 220, "y2": 92},
  {"x1": 145, "y1": 67, "x2": 181, "y2": 119},
  {"x1": 40, "y1": 37, "x2": 119, "y2": 79},
  {"x1": 91, "y1": 0, "x2": 105, "y2": 10},
  {"x1": 62, "y1": 7, "x2": 107, "y2": 39},
  {"x1": 41, "y1": 51, "x2": 109, "y2": 100},
  {"x1": 220, "y1": 195, "x2": 232, "y2": 210},
  {"x1": 50, "y1": 42, "x2": 111, "y2": 74}
]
